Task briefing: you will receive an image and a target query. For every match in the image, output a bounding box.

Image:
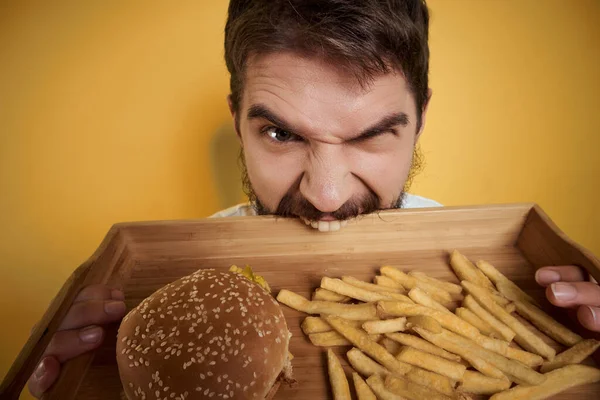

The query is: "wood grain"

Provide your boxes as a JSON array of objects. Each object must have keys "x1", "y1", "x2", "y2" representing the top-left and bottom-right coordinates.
[{"x1": 2, "y1": 203, "x2": 599, "y2": 399}]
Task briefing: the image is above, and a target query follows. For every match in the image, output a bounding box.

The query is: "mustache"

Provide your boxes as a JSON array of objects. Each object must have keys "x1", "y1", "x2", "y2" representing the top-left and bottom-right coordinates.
[{"x1": 275, "y1": 182, "x2": 381, "y2": 221}]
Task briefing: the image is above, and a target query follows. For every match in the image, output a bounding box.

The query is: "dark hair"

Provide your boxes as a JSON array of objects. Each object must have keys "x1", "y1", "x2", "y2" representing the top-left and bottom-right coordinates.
[{"x1": 224, "y1": 0, "x2": 431, "y2": 129}]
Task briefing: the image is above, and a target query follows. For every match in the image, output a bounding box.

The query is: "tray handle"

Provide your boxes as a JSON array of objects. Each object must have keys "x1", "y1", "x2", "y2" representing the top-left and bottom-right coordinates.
[
  {"x1": 0, "y1": 261, "x2": 94, "y2": 399},
  {"x1": 519, "y1": 204, "x2": 600, "y2": 364},
  {"x1": 0, "y1": 225, "x2": 123, "y2": 400}
]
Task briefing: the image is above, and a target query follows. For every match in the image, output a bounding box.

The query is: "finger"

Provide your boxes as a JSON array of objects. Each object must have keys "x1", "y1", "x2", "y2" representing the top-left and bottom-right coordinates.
[
  {"x1": 45, "y1": 325, "x2": 105, "y2": 362},
  {"x1": 30, "y1": 286, "x2": 124, "y2": 334},
  {"x1": 58, "y1": 299, "x2": 126, "y2": 331},
  {"x1": 28, "y1": 356, "x2": 60, "y2": 398},
  {"x1": 74, "y1": 284, "x2": 124, "y2": 303},
  {"x1": 546, "y1": 281, "x2": 600, "y2": 308},
  {"x1": 577, "y1": 306, "x2": 600, "y2": 332},
  {"x1": 535, "y1": 266, "x2": 588, "y2": 287}
]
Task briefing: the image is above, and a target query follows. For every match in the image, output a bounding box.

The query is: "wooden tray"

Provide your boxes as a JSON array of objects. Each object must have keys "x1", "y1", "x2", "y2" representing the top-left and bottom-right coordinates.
[{"x1": 2, "y1": 203, "x2": 600, "y2": 399}]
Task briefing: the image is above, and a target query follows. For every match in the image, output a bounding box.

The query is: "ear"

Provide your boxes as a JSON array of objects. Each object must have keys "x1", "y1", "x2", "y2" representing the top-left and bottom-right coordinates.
[
  {"x1": 227, "y1": 94, "x2": 242, "y2": 142},
  {"x1": 416, "y1": 88, "x2": 433, "y2": 142}
]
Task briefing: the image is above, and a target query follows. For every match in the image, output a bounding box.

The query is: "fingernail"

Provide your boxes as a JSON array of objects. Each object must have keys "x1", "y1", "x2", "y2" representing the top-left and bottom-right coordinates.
[
  {"x1": 535, "y1": 269, "x2": 560, "y2": 284},
  {"x1": 587, "y1": 306, "x2": 598, "y2": 324},
  {"x1": 111, "y1": 289, "x2": 125, "y2": 301},
  {"x1": 33, "y1": 359, "x2": 46, "y2": 380},
  {"x1": 105, "y1": 301, "x2": 126, "y2": 315},
  {"x1": 550, "y1": 282, "x2": 577, "y2": 301},
  {"x1": 79, "y1": 325, "x2": 103, "y2": 344}
]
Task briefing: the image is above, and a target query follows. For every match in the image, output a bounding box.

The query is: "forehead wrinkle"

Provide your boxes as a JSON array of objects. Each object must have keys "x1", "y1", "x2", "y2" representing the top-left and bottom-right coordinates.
[
  {"x1": 247, "y1": 85, "x2": 349, "y2": 141},
  {"x1": 245, "y1": 55, "x2": 414, "y2": 141}
]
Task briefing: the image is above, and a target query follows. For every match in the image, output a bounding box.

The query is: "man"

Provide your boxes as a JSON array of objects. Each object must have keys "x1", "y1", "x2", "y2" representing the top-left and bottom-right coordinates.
[{"x1": 28, "y1": 0, "x2": 600, "y2": 397}]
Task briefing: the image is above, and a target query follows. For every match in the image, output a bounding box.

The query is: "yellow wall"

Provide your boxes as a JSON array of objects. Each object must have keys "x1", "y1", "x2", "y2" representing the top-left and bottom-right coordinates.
[{"x1": 0, "y1": 1, "x2": 598, "y2": 398}]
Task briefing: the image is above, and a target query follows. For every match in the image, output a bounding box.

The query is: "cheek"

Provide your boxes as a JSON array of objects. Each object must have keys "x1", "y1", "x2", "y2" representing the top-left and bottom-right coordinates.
[{"x1": 242, "y1": 135, "x2": 304, "y2": 210}]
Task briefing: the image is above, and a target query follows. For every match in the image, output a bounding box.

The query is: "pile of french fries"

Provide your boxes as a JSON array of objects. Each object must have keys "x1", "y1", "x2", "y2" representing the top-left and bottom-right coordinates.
[{"x1": 276, "y1": 250, "x2": 600, "y2": 400}]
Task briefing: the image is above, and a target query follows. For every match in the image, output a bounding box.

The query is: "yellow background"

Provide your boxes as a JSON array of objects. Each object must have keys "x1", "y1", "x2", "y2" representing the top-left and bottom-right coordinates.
[{"x1": 0, "y1": 1, "x2": 598, "y2": 398}]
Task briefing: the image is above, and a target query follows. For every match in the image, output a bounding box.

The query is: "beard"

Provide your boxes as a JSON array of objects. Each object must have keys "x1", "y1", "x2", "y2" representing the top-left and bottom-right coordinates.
[{"x1": 239, "y1": 145, "x2": 424, "y2": 219}]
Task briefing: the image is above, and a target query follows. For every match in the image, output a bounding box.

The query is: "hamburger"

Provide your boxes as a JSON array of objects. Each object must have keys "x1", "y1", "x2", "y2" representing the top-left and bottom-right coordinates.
[{"x1": 116, "y1": 266, "x2": 294, "y2": 399}]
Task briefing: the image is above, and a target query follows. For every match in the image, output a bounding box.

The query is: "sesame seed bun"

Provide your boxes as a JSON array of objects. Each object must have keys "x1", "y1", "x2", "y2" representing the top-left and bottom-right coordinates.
[{"x1": 116, "y1": 269, "x2": 292, "y2": 399}]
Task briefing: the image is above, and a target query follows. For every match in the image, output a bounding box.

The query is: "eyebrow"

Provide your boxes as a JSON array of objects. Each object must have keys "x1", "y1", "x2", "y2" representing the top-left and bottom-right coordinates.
[
  {"x1": 247, "y1": 103, "x2": 409, "y2": 141},
  {"x1": 247, "y1": 104, "x2": 300, "y2": 136},
  {"x1": 354, "y1": 112, "x2": 409, "y2": 141}
]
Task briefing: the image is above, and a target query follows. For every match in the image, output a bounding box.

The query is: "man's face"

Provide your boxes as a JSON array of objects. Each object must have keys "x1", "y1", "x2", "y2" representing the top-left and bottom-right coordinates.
[{"x1": 231, "y1": 52, "x2": 428, "y2": 231}]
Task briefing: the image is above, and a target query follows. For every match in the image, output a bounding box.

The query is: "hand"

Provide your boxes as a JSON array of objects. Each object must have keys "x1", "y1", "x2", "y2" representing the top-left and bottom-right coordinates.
[
  {"x1": 535, "y1": 265, "x2": 600, "y2": 332},
  {"x1": 28, "y1": 284, "x2": 127, "y2": 398}
]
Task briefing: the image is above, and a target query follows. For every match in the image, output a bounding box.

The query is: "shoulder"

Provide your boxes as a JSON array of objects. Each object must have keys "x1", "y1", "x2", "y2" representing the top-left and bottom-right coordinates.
[
  {"x1": 402, "y1": 193, "x2": 443, "y2": 209},
  {"x1": 209, "y1": 202, "x2": 257, "y2": 218}
]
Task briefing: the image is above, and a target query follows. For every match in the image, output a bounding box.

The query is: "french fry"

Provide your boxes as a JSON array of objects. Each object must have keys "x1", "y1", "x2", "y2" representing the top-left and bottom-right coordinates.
[
  {"x1": 301, "y1": 316, "x2": 333, "y2": 334},
  {"x1": 540, "y1": 339, "x2": 600, "y2": 373},
  {"x1": 463, "y1": 281, "x2": 556, "y2": 361},
  {"x1": 309, "y1": 331, "x2": 381, "y2": 347},
  {"x1": 377, "y1": 301, "x2": 480, "y2": 339},
  {"x1": 419, "y1": 327, "x2": 546, "y2": 386},
  {"x1": 277, "y1": 289, "x2": 314, "y2": 312},
  {"x1": 408, "y1": 271, "x2": 463, "y2": 295},
  {"x1": 504, "y1": 302, "x2": 516, "y2": 314},
  {"x1": 276, "y1": 289, "x2": 378, "y2": 320},
  {"x1": 449, "y1": 250, "x2": 495, "y2": 290},
  {"x1": 347, "y1": 346, "x2": 455, "y2": 396},
  {"x1": 322, "y1": 277, "x2": 411, "y2": 303},
  {"x1": 380, "y1": 337, "x2": 403, "y2": 355},
  {"x1": 396, "y1": 347, "x2": 466, "y2": 381},
  {"x1": 343, "y1": 276, "x2": 406, "y2": 294},
  {"x1": 380, "y1": 266, "x2": 420, "y2": 289},
  {"x1": 313, "y1": 288, "x2": 352, "y2": 302},
  {"x1": 384, "y1": 375, "x2": 454, "y2": 400},
  {"x1": 468, "y1": 333, "x2": 542, "y2": 368},
  {"x1": 384, "y1": 332, "x2": 461, "y2": 362},
  {"x1": 496, "y1": 280, "x2": 541, "y2": 308},
  {"x1": 302, "y1": 316, "x2": 366, "y2": 334},
  {"x1": 489, "y1": 292, "x2": 512, "y2": 308},
  {"x1": 404, "y1": 367, "x2": 457, "y2": 397},
  {"x1": 458, "y1": 370, "x2": 511, "y2": 395},
  {"x1": 473, "y1": 334, "x2": 510, "y2": 355},
  {"x1": 475, "y1": 259, "x2": 539, "y2": 306},
  {"x1": 490, "y1": 364, "x2": 600, "y2": 400},
  {"x1": 512, "y1": 313, "x2": 563, "y2": 353},
  {"x1": 323, "y1": 315, "x2": 413, "y2": 375},
  {"x1": 408, "y1": 288, "x2": 452, "y2": 314},
  {"x1": 380, "y1": 266, "x2": 455, "y2": 305},
  {"x1": 405, "y1": 315, "x2": 443, "y2": 334},
  {"x1": 463, "y1": 294, "x2": 515, "y2": 341},
  {"x1": 503, "y1": 346, "x2": 544, "y2": 368},
  {"x1": 374, "y1": 275, "x2": 406, "y2": 290},
  {"x1": 455, "y1": 307, "x2": 497, "y2": 337},
  {"x1": 513, "y1": 299, "x2": 582, "y2": 347},
  {"x1": 464, "y1": 355, "x2": 507, "y2": 380},
  {"x1": 347, "y1": 348, "x2": 389, "y2": 377},
  {"x1": 280, "y1": 254, "x2": 599, "y2": 400},
  {"x1": 310, "y1": 331, "x2": 352, "y2": 347},
  {"x1": 366, "y1": 375, "x2": 405, "y2": 400},
  {"x1": 327, "y1": 349, "x2": 352, "y2": 400},
  {"x1": 307, "y1": 301, "x2": 378, "y2": 320},
  {"x1": 362, "y1": 317, "x2": 407, "y2": 334},
  {"x1": 352, "y1": 373, "x2": 377, "y2": 400},
  {"x1": 412, "y1": 328, "x2": 506, "y2": 379}
]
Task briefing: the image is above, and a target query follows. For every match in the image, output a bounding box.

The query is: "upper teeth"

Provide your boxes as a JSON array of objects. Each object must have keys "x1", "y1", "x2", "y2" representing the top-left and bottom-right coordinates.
[{"x1": 301, "y1": 218, "x2": 348, "y2": 232}]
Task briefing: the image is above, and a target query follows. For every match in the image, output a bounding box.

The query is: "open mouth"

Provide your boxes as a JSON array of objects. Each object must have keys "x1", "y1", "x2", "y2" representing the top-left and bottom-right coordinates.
[{"x1": 300, "y1": 217, "x2": 349, "y2": 232}]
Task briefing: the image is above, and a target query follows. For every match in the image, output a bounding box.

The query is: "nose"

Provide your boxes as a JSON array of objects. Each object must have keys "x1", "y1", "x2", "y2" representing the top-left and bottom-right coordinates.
[{"x1": 299, "y1": 145, "x2": 352, "y2": 213}]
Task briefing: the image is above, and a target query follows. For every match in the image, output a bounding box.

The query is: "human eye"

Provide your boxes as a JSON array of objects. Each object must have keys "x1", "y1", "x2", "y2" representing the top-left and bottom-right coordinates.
[{"x1": 261, "y1": 126, "x2": 302, "y2": 143}]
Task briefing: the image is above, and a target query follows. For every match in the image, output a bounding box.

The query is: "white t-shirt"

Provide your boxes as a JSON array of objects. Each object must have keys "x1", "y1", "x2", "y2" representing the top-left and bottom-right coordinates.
[{"x1": 209, "y1": 193, "x2": 442, "y2": 218}]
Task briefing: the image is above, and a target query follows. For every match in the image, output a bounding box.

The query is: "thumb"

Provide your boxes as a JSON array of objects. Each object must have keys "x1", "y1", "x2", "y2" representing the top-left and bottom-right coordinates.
[{"x1": 28, "y1": 356, "x2": 60, "y2": 399}]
